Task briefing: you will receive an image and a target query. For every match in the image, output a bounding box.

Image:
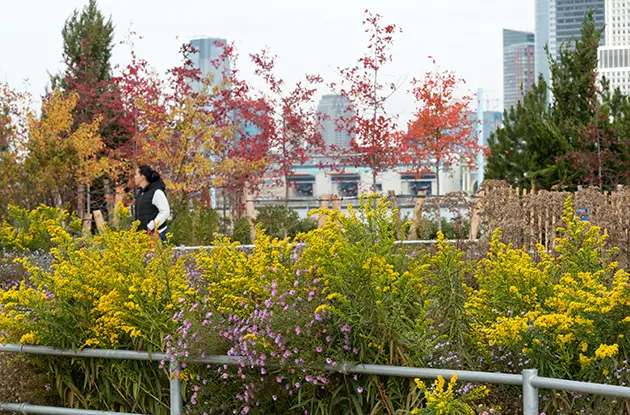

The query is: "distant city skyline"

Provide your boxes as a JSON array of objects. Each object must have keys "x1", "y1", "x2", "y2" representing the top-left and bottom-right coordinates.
[{"x1": 1, "y1": 0, "x2": 535, "y2": 120}]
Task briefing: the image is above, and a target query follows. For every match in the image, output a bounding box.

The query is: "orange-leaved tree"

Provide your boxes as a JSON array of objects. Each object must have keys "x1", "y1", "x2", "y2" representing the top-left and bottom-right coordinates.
[{"x1": 406, "y1": 59, "x2": 480, "y2": 230}]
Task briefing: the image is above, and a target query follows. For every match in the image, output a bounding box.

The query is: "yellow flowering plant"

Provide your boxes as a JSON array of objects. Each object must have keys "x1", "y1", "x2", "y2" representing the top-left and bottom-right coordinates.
[
  {"x1": 0, "y1": 204, "x2": 81, "y2": 252},
  {"x1": 170, "y1": 196, "x2": 439, "y2": 414},
  {"x1": 410, "y1": 375, "x2": 490, "y2": 415},
  {"x1": 0, "y1": 218, "x2": 195, "y2": 414},
  {"x1": 467, "y1": 197, "x2": 630, "y2": 413}
]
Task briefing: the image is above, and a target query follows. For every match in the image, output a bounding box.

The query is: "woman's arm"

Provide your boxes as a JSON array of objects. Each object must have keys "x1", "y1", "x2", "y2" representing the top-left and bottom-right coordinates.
[{"x1": 147, "y1": 189, "x2": 171, "y2": 231}]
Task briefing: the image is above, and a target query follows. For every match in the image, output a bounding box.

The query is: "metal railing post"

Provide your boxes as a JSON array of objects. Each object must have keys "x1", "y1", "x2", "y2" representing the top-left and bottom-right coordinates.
[
  {"x1": 522, "y1": 368, "x2": 539, "y2": 415},
  {"x1": 169, "y1": 360, "x2": 183, "y2": 415}
]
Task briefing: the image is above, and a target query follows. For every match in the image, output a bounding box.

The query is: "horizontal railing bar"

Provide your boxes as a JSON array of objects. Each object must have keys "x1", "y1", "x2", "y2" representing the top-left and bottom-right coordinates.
[
  {"x1": 190, "y1": 355, "x2": 247, "y2": 365},
  {"x1": 173, "y1": 239, "x2": 478, "y2": 251},
  {"x1": 531, "y1": 376, "x2": 630, "y2": 398},
  {"x1": 0, "y1": 344, "x2": 165, "y2": 362},
  {"x1": 0, "y1": 403, "x2": 139, "y2": 415},
  {"x1": 4, "y1": 345, "x2": 630, "y2": 409},
  {"x1": 333, "y1": 363, "x2": 523, "y2": 386}
]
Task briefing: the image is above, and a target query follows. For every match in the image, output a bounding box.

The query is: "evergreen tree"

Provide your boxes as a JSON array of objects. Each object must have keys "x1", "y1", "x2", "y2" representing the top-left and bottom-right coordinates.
[
  {"x1": 549, "y1": 10, "x2": 603, "y2": 126},
  {"x1": 486, "y1": 10, "x2": 630, "y2": 191},
  {"x1": 50, "y1": 0, "x2": 114, "y2": 89},
  {"x1": 49, "y1": 1, "x2": 130, "y2": 217},
  {"x1": 487, "y1": 77, "x2": 569, "y2": 190}
]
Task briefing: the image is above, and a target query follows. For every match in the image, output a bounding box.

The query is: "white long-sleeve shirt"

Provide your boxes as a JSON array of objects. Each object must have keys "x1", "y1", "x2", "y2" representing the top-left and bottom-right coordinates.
[{"x1": 147, "y1": 189, "x2": 171, "y2": 231}]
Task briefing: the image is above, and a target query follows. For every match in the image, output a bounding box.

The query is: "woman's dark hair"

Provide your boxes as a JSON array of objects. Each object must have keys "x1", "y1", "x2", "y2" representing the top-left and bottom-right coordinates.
[{"x1": 138, "y1": 165, "x2": 161, "y2": 183}]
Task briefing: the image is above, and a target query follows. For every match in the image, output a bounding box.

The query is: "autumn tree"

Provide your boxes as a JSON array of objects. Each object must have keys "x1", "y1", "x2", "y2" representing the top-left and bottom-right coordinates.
[
  {"x1": 333, "y1": 10, "x2": 403, "y2": 191},
  {"x1": 0, "y1": 82, "x2": 29, "y2": 217},
  {"x1": 21, "y1": 90, "x2": 111, "y2": 209},
  {"x1": 406, "y1": 60, "x2": 480, "y2": 230},
  {"x1": 50, "y1": 0, "x2": 132, "y2": 218},
  {"x1": 251, "y1": 49, "x2": 324, "y2": 205},
  {"x1": 124, "y1": 43, "x2": 217, "y2": 213}
]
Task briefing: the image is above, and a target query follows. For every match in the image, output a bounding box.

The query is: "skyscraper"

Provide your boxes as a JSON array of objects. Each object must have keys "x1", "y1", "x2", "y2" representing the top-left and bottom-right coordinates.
[
  {"x1": 189, "y1": 38, "x2": 230, "y2": 92},
  {"x1": 316, "y1": 94, "x2": 354, "y2": 150},
  {"x1": 598, "y1": 0, "x2": 630, "y2": 94},
  {"x1": 549, "y1": 0, "x2": 605, "y2": 61},
  {"x1": 503, "y1": 30, "x2": 536, "y2": 111},
  {"x1": 535, "y1": 0, "x2": 551, "y2": 85},
  {"x1": 189, "y1": 38, "x2": 230, "y2": 209}
]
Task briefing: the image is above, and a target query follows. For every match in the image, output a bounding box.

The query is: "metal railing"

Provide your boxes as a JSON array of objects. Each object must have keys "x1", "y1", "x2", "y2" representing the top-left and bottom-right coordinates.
[
  {"x1": 172, "y1": 239, "x2": 479, "y2": 252},
  {"x1": 1, "y1": 344, "x2": 629, "y2": 415}
]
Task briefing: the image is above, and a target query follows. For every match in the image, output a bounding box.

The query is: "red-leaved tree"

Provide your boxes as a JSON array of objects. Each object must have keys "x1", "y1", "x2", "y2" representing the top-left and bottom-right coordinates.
[
  {"x1": 250, "y1": 49, "x2": 324, "y2": 205},
  {"x1": 406, "y1": 58, "x2": 480, "y2": 230},
  {"x1": 332, "y1": 10, "x2": 403, "y2": 191},
  {"x1": 116, "y1": 39, "x2": 218, "y2": 213}
]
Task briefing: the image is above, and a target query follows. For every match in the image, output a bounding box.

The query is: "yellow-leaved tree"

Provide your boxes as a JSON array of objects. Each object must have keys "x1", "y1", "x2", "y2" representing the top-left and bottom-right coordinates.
[{"x1": 21, "y1": 90, "x2": 113, "y2": 209}]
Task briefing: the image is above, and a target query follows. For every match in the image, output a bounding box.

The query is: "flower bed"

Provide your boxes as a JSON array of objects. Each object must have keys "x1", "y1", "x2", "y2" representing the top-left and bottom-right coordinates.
[{"x1": 0, "y1": 197, "x2": 629, "y2": 414}]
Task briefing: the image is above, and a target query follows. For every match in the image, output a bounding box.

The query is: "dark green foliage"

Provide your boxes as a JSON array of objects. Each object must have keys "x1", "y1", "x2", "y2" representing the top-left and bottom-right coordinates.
[
  {"x1": 254, "y1": 205, "x2": 317, "y2": 240},
  {"x1": 231, "y1": 217, "x2": 253, "y2": 245},
  {"x1": 487, "y1": 11, "x2": 630, "y2": 191},
  {"x1": 169, "y1": 200, "x2": 221, "y2": 246},
  {"x1": 50, "y1": 0, "x2": 114, "y2": 89}
]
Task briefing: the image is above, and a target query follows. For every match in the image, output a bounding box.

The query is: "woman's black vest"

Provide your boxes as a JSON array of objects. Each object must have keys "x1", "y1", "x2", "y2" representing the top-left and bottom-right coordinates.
[{"x1": 134, "y1": 179, "x2": 166, "y2": 231}]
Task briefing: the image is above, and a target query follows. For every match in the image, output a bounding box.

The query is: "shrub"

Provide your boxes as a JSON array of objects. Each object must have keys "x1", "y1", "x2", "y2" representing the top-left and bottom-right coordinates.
[
  {"x1": 0, "y1": 221, "x2": 195, "y2": 414},
  {"x1": 0, "y1": 204, "x2": 81, "y2": 252},
  {"x1": 231, "y1": 217, "x2": 253, "y2": 245},
  {"x1": 107, "y1": 202, "x2": 135, "y2": 232},
  {"x1": 169, "y1": 196, "x2": 441, "y2": 414},
  {"x1": 255, "y1": 205, "x2": 317, "y2": 240},
  {"x1": 467, "y1": 198, "x2": 630, "y2": 414},
  {"x1": 169, "y1": 200, "x2": 220, "y2": 246}
]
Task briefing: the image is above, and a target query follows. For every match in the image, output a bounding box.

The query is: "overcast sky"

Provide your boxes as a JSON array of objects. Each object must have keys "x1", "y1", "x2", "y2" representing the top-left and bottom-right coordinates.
[{"x1": 1, "y1": 0, "x2": 534, "y2": 120}]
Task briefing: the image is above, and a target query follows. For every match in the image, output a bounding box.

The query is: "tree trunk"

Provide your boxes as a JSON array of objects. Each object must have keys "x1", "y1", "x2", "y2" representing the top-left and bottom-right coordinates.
[
  {"x1": 372, "y1": 169, "x2": 378, "y2": 193},
  {"x1": 436, "y1": 165, "x2": 442, "y2": 233},
  {"x1": 222, "y1": 188, "x2": 228, "y2": 235},
  {"x1": 77, "y1": 183, "x2": 86, "y2": 221},
  {"x1": 284, "y1": 173, "x2": 290, "y2": 208}
]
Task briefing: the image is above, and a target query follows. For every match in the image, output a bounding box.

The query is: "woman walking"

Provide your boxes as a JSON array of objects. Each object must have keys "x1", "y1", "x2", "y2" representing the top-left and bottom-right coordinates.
[{"x1": 134, "y1": 165, "x2": 171, "y2": 242}]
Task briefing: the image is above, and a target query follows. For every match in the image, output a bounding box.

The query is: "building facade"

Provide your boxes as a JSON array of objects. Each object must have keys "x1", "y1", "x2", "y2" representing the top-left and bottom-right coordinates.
[
  {"x1": 549, "y1": 0, "x2": 605, "y2": 61},
  {"x1": 503, "y1": 30, "x2": 536, "y2": 111},
  {"x1": 598, "y1": 0, "x2": 630, "y2": 94},
  {"x1": 189, "y1": 38, "x2": 230, "y2": 92},
  {"x1": 483, "y1": 111, "x2": 503, "y2": 146},
  {"x1": 316, "y1": 94, "x2": 354, "y2": 149},
  {"x1": 536, "y1": 0, "x2": 552, "y2": 85}
]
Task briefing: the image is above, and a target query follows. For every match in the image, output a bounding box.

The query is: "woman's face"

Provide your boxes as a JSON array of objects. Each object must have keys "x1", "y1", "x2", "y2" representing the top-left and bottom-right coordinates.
[{"x1": 134, "y1": 169, "x2": 148, "y2": 188}]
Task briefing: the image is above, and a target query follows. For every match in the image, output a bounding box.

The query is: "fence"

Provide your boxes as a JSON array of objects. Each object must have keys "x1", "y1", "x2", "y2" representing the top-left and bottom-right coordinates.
[
  {"x1": 171, "y1": 239, "x2": 477, "y2": 252},
  {"x1": 1, "y1": 344, "x2": 630, "y2": 415}
]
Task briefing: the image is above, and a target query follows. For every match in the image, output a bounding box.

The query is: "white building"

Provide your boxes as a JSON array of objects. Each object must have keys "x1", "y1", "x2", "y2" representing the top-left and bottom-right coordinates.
[
  {"x1": 257, "y1": 162, "x2": 475, "y2": 200},
  {"x1": 598, "y1": 0, "x2": 630, "y2": 94}
]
